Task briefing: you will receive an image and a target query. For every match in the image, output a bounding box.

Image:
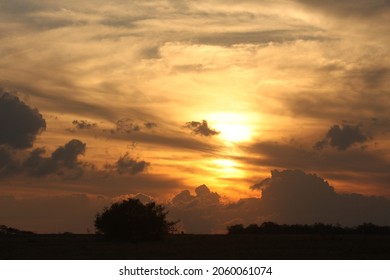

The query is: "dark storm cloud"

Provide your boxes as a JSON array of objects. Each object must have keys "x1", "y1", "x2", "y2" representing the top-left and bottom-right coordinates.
[
  {"x1": 294, "y1": 0, "x2": 390, "y2": 18},
  {"x1": 23, "y1": 139, "x2": 87, "y2": 179},
  {"x1": 72, "y1": 120, "x2": 97, "y2": 130},
  {"x1": 314, "y1": 124, "x2": 370, "y2": 151},
  {"x1": 0, "y1": 90, "x2": 46, "y2": 149},
  {"x1": 104, "y1": 153, "x2": 150, "y2": 175},
  {"x1": 183, "y1": 120, "x2": 220, "y2": 137}
]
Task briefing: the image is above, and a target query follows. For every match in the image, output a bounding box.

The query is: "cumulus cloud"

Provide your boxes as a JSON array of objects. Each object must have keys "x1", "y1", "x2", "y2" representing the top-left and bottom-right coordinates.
[
  {"x1": 183, "y1": 120, "x2": 220, "y2": 137},
  {"x1": 105, "y1": 152, "x2": 150, "y2": 175},
  {"x1": 23, "y1": 139, "x2": 87, "y2": 179},
  {"x1": 252, "y1": 169, "x2": 390, "y2": 226},
  {"x1": 168, "y1": 170, "x2": 390, "y2": 233},
  {"x1": 314, "y1": 123, "x2": 370, "y2": 150},
  {"x1": 168, "y1": 184, "x2": 223, "y2": 233},
  {"x1": 0, "y1": 90, "x2": 46, "y2": 149}
]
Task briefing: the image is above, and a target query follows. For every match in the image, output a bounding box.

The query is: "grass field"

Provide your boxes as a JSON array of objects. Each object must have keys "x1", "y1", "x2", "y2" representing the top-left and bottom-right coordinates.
[{"x1": 1, "y1": 234, "x2": 390, "y2": 260}]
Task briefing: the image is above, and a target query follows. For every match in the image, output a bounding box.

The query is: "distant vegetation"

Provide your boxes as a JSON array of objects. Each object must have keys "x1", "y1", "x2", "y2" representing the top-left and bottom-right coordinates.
[
  {"x1": 94, "y1": 198, "x2": 178, "y2": 241},
  {"x1": 227, "y1": 222, "x2": 390, "y2": 235},
  {"x1": 0, "y1": 225, "x2": 34, "y2": 236}
]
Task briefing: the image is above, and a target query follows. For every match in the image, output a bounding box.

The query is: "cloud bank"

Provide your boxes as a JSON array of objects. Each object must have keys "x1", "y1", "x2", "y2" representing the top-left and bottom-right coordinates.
[{"x1": 168, "y1": 170, "x2": 390, "y2": 233}]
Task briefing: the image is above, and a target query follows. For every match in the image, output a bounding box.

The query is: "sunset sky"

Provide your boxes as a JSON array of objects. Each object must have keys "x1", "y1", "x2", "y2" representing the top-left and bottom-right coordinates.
[{"x1": 1, "y1": 0, "x2": 390, "y2": 233}]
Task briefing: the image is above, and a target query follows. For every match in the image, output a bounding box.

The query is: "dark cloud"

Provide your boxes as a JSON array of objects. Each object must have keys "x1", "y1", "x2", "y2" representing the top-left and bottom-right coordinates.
[
  {"x1": 244, "y1": 141, "x2": 319, "y2": 169},
  {"x1": 169, "y1": 170, "x2": 390, "y2": 233},
  {"x1": 242, "y1": 140, "x2": 390, "y2": 191},
  {"x1": 184, "y1": 120, "x2": 220, "y2": 137},
  {"x1": 0, "y1": 90, "x2": 46, "y2": 149},
  {"x1": 294, "y1": 0, "x2": 390, "y2": 18},
  {"x1": 283, "y1": 89, "x2": 390, "y2": 122},
  {"x1": 0, "y1": 0, "x2": 45, "y2": 15},
  {"x1": 195, "y1": 29, "x2": 327, "y2": 46},
  {"x1": 105, "y1": 152, "x2": 150, "y2": 175},
  {"x1": 144, "y1": 122, "x2": 157, "y2": 129},
  {"x1": 23, "y1": 139, "x2": 86, "y2": 179},
  {"x1": 51, "y1": 139, "x2": 86, "y2": 167},
  {"x1": 0, "y1": 139, "x2": 88, "y2": 179},
  {"x1": 360, "y1": 67, "x2": 390, "y2": 88},
  {"x1": 251, "y1": 169, "x2": 390, "y2": 226},
  {"x1": 0, "y1": 1, "x2": 84, "y2": 30},
  {"x1": 103, "y1": 124, "x2": 219, "y2": 154},
  {"x1": 0, "y1": 146, "x2": 19, "y2": 178},
  {"x1": 140, "y1": 46, "x2": 161, "y2": 59},
  {"x1": 100, "y1": 17, "x2": 139, "y2": 29},
  {"x1": 14, "y1": 85, "x2": 118, "y2": 121},
  {"x1": 314, "y1": 124, "x2": 370, "y2": 151},
  {"x1": 111, "y1": 118, "x2": 141, "y2": 134},
  {"x1": 72, "y1": 120, "x2": 97, "y2": 130}
]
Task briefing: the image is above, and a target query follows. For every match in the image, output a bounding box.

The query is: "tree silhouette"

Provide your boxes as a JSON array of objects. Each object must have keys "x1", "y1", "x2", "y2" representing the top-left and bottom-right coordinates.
[{"x1": 94, "y1": 198, "x2": 177, "y2": 241}]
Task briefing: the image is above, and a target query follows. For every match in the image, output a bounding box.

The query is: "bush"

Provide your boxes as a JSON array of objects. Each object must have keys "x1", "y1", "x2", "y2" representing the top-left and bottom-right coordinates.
[{"x1": 94, "y1": 198, "x2": 177, "y2": 241}]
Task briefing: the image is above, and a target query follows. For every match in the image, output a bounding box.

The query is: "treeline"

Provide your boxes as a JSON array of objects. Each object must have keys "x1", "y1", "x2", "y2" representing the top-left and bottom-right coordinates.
[
  {"x1": 0, "y1": 225, "x2": 35, "y2": 236},
  {"x1": 227, "y1": 222, "x2": 390, "y2": 235}
]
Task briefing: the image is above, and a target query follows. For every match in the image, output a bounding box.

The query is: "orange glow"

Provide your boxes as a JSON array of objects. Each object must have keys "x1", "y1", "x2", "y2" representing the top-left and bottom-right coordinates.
[{"x1": 207, "y1": 112, "x2": 253, "y2": 143}]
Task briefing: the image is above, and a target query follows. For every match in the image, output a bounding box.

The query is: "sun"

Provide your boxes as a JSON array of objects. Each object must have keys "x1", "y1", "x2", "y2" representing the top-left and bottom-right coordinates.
[{"x1": 207, "y1": 112, "x2": 252, "y2": 143}]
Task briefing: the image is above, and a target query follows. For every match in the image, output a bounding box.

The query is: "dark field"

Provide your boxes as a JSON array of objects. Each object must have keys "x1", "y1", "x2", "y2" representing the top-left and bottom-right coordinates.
[{"x1": 1, "y1": 234, "x2": 390, "y2": 260}]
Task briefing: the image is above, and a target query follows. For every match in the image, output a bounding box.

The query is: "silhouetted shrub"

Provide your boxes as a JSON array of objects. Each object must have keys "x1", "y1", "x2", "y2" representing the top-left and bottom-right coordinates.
[{"x1": 94, "y1": 198, "x2": 177, "y2": 241}]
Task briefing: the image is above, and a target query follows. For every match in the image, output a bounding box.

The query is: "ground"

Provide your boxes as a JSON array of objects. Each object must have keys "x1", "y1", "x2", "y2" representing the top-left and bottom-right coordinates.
[{"x1": 1, "y1": 234, "x2": 390, "y2": 260}]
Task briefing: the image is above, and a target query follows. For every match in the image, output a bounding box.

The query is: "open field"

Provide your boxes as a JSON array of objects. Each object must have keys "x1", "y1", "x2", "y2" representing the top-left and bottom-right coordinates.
[{"x1": 1, "y1": 234, "x2": 390, "y2": 260}]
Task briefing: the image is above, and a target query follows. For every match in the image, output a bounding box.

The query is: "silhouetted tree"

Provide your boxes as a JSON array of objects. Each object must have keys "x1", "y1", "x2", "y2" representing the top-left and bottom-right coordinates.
[
  {"x1": 94, "y1": 198, "x2": 177, "y2": 241},
  {"x1": 227, "y1": 224, "x2": 245, "y2": 234}
]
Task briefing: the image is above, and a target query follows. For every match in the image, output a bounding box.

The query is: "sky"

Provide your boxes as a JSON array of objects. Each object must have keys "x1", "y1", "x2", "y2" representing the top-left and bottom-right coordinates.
[{"x1": 0, "y1": 0, "x2": 390, "y2": 233}]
